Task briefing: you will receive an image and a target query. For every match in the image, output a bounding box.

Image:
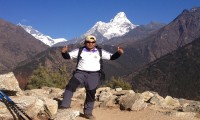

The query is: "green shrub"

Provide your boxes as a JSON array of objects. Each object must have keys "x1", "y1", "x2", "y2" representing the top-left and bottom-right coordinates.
[
  {"x1": 26, "y1": 64, "x2": 71, "y2": 89},
  {"x1": 104, "y1": 76, "x2": 132, "y2": 90}
]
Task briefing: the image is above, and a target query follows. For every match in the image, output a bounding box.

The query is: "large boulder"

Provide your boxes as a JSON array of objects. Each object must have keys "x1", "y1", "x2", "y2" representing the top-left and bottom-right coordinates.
[
  {"x1": 0, "y1": 72, "x2": 22, "y2": 94},
  {"x1": 119, "y1": 93, "x2": 147, "y2": 111}
]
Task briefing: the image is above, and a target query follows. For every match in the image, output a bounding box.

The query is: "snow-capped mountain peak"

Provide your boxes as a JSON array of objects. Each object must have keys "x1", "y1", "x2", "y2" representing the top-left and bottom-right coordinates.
[
  {"x1": 84, "y1": 12, "x2": 138, "y2": 40},
  {"x1": 111, "y1": 12, "x2": 128, "y2": 22},
  {"x1": 111, "y1": 12, "x2": 135, "y2": 28},
  {"x1": 18, "y1": 23, "x2": 67, "y2": 46}
]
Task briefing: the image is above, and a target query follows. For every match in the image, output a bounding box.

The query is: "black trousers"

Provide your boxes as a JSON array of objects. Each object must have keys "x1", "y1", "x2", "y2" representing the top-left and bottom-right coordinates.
[{"x1": 61, "y1": 70, "x2": 100, "y2": 114}]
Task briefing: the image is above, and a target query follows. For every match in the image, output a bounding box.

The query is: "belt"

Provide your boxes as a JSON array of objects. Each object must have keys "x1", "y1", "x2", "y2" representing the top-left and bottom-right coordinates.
[{"x1": 76, "y1": 69, "x2": 100, "y2": 73}]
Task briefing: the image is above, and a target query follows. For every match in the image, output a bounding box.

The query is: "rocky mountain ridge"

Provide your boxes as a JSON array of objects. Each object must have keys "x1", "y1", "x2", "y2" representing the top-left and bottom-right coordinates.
[
  {"x1": 127, "y1": 36, "x2": 200, "y2": 100},
  {"x1": 128, "y1": 7, "x2": 200, "y2": 62},
  {"x1": 0, "y1": 18, "x2": 49, "y2": 74}
]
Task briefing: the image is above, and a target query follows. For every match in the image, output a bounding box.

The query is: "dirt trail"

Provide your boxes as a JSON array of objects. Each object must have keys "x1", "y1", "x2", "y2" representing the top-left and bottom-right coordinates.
[{"x1": 71, "y1": 104, "x2": 198, "y2": 120}]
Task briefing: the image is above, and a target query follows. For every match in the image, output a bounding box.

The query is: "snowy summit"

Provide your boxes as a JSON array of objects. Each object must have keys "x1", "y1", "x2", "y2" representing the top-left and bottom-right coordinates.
[
  {"x1": 85, "y1": 12, "x2": 138, "y2": 39},
  {"x1": 18, "y1": 23, "x2": 67, "y2": 46}
]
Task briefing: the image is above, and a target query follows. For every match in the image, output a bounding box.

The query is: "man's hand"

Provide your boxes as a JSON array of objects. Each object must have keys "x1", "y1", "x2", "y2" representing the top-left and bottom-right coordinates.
[
  {"x1": 117, "y1": 47, "x2": 124, "y2": 55},
  {"x1": 61, "y1": 46, "x2": 68, "y2": 53}
]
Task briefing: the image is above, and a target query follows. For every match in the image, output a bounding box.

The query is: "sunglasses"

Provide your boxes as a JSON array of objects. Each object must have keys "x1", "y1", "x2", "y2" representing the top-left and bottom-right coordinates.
[{"x1": 85, "y1": 41, "x2": 96, "y2": 44}]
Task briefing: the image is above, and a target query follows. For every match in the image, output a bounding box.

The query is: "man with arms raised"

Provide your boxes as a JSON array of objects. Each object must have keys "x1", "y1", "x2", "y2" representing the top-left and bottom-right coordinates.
[{"x1": 60, "y1": 35, "x2": 124, "y2": 119}]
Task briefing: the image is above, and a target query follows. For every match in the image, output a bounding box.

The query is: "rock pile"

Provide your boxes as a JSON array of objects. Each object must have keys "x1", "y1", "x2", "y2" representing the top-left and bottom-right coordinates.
[{"x1": 0, "y1": 72, "x2": 200, "y2": 120}]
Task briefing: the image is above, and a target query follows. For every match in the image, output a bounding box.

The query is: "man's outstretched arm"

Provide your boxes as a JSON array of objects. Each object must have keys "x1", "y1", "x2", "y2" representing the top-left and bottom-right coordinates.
[
  {"x1": 110, "y1": 47, "x2": 124, "y2": 60},
  {"x1": 61, "y1": 46, "x2": 71, "y2": 59}
]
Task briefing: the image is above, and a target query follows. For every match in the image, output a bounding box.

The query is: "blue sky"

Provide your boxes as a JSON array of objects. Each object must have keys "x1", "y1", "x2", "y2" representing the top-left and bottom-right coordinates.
[{"x1": 0, "y1": 0, "x2": 200, "y2": 40}]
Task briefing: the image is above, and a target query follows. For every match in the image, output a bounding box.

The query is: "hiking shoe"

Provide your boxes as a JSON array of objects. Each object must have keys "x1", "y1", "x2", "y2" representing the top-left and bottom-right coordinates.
[
  {"x1": 58, "y1": 106, "x2": 71, "y2": 109},
  {"x1": 84, "y1": 113, "x2": 96, "y2": 120}
]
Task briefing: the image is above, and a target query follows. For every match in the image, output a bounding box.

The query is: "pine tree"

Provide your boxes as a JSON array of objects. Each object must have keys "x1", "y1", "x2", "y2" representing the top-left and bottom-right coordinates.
[{"x1": 26, "y1": 64, "x2": 71, "y2": 89}]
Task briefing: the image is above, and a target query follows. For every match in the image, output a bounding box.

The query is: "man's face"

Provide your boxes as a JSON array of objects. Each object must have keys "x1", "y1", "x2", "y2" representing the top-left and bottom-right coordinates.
[{"x1": 85, "y1": 40, "x2": 96, "y2": 50}]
